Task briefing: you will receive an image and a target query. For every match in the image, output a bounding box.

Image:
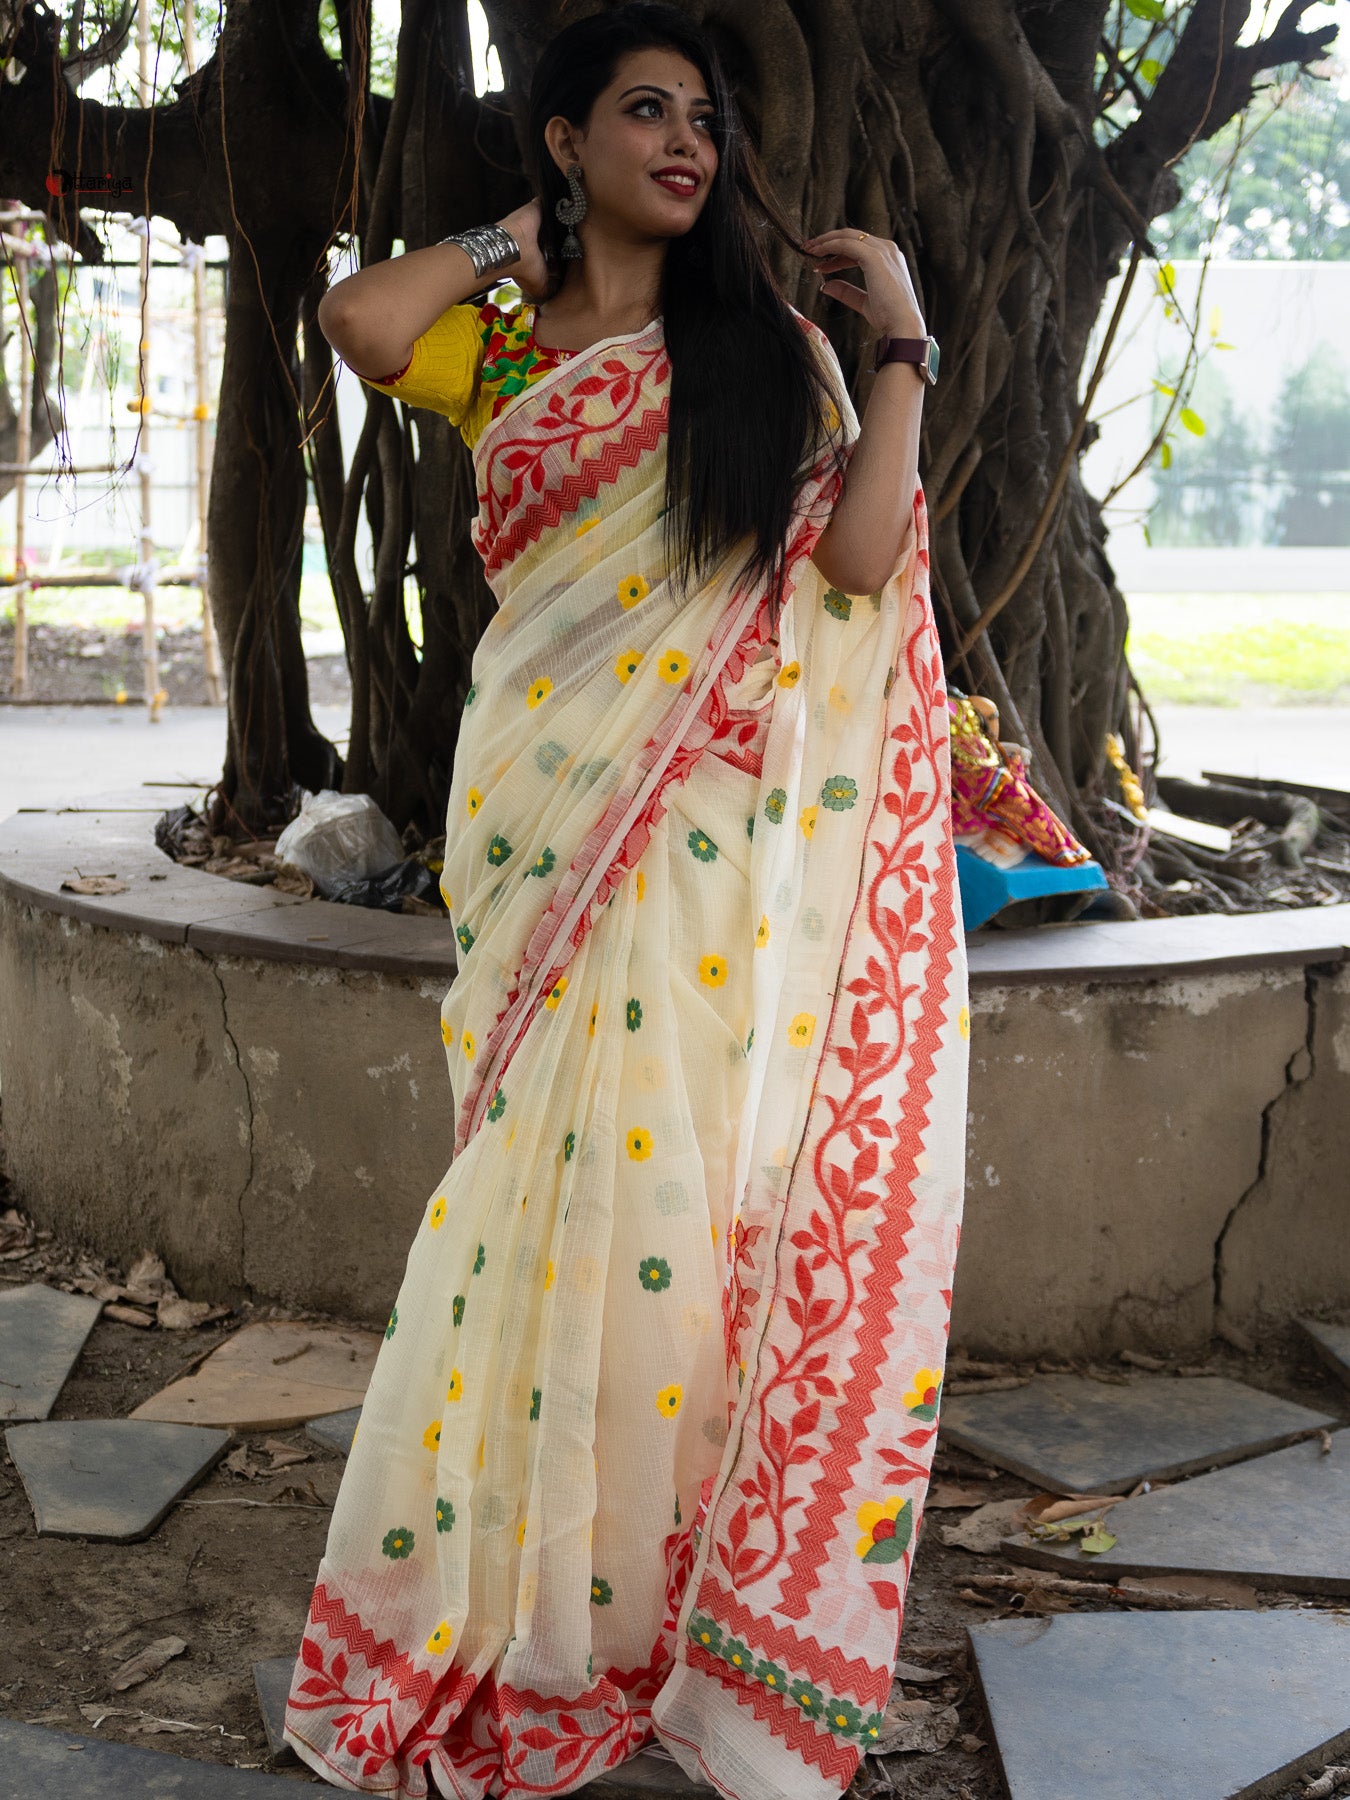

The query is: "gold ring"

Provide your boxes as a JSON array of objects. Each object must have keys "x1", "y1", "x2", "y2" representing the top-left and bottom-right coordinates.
[{"x1": 858, "y1": 232, "x2": 867, "y2": 241}]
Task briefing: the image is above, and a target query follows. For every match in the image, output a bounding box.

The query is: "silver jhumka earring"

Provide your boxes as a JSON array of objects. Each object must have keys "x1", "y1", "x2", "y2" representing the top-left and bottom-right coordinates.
[{"x1": 555, "y1": 163, "x2": 587, "y2": 258}]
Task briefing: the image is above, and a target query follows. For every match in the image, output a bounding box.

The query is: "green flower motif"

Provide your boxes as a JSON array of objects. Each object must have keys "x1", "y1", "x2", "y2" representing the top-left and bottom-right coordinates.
[
  {"x1": 755, "y1": 1659, "x2": 787, "y2": 1693},
  {"x1": 626, "y1": 997, "x2": 643, "y2": 1032},
  {"x1": 674, "y1": 1493, "x2": 682, "y2": 1527},
  {"x1": 687, "y1": 827, "x2": 719, "y2": 863},
  {"x1": 487, "y1": 833, "x2": 514, "y2": 866},
  {"x1": 564, "y1": 1130, "x2": 575, "y2": 1162},
  {"x1": 384, "y1": 1303, "x2": 398, "y2": 1341},
  {"x1": 745, "y1": 1026, "x2": 755, "y2": 1055},
  {"x1": 721, "y1": 1637, "x2": 751, "y2": 1673},
  {"x1": 529, "y1": 846, "x2": 557, "y2": 878},
  {"x1": 789, "y1": 1678, "x2": 824, "y2": 1717},
  {"x1": 456, "y1": 922, "x2": 475, "y2": 955},
  {"x1": 823, "y1": 1696, "x2": 862, "y2": 1737},
  {"x1": 435, "y1": 1497, "x2": 455, "y2": 1534},
  {"x1": 464, "y1": 683, "x2": 478, "y2": 706},
  {"x1": 861, "y1": 1711, "x2": 884, "y2": 1746},
  {"x1": 823, "y1": 587, "x2": 853, "y2": 621},
  {"x1": 530, "y1": 1387, "x2": 541, "y2": 1421},
  {"x1": 763, "y1": 788, "x2": 787, "y2": 824},
  {"x1": 381, "y1": 1525, "x2": 415, "y2": 1560},
  {"x1": 746, "y1": 813, "x2": 755, "y2": 841},
  {"x1": 687, "y1": 1613, "x2": 722, "y2": 1656},
  {"x1": 535, "y1": 740, "x2": 569, "y2": 777},
  {"x1": 590, "y1": 1575, "x2": 613, "y2": 1606},
  {"x1": 486, "y1": 1087, "x2": 507, "y2": 1122},
  {"x1": 820, "y1": 774, "x2": 858, "y2": 811},
  {"x1": 638, "y1": 1256, "x2": 672, "y2": 1294},
  {"x1": 452, "y1": 1294, "x2": 465, "y2": 1327},
  {"x1": 473, "y1": 1242, "x2": 486, "y2": 1275}
]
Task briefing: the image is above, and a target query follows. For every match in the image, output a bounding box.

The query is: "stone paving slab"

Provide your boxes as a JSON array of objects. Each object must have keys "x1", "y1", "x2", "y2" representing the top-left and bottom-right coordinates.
[
  {"x1": 305, "y1": 1406, "x2": 361, "y2": 1455},
  {"x1": 130, "y1": 1320, "x2": 381, "y2": 1430},
  {"x1": 251, "y1": 1656, "x2": 298, "y2": 1760},
  {"x1": 939, "y1": 1372, "x2": 1338, "y2": 1494},
  {"x1": 586, "y1": 1748, "x2": 720, "y2": 1795},
  {"x1": 0, "y1": 1282, "x2": 103, "y2": 1422},
  {"x1": 0, "y1": 1717, "x2": 309, "y2": 1795},
  {"x1": 1299, "y1": 1317, "x2": 1350, "y2": 1396},
  {"x1": 5, "y1": 1419, "x2": 231, "y2": 1541},
  {"x1": 1000, "y1": 1434, "x2": 1350, "y2": 1594},
  {"x1": 968, "y1": 1608, "x2": 1350, "y2": 1800}
]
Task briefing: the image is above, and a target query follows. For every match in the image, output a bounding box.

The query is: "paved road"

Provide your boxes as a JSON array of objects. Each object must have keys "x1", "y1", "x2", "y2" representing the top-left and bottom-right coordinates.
[{"x1": 1, "y1": 701, "x2": 1346, "y2": 825}]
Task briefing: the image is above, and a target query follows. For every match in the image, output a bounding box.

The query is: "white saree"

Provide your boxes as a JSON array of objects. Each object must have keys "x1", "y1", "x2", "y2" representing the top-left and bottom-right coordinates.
[{"x1": 285, "y1": 306, "x2": 969, "y2": 1800}]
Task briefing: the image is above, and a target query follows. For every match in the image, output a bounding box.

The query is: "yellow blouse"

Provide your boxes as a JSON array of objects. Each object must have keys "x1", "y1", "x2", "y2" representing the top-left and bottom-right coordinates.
[{"x1": 352, "y1": 296, "x2": 580, "y2": 452}]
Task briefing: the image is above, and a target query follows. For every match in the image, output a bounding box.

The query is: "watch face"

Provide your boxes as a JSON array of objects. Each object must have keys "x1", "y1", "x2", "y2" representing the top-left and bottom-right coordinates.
[{"x1": 925, "y1": 339, "x2": 940, "y2": 383}]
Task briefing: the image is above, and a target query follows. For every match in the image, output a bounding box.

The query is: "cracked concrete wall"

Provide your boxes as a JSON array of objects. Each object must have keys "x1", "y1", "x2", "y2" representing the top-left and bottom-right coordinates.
[
  {"x1": 1217, "y1": 960, "x2": 1350, "y2": 1326},
  {"x1": 0, "y1": 894, "x2": 451, "y2": 1321},
  {"x1": 949, "y1": 965, "x2": 1315, "y2": 1360},
  {"x1": 3, "y1": 893, "x2": 1346, "y2": 1346}
]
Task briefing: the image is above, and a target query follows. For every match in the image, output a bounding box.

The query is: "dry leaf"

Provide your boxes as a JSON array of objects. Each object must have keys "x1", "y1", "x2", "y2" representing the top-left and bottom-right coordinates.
[
  {"x1": 924, "y1": 1483, "x2": 993, "y2": 1510},
  {"x1": 157, "y1": 1297, "x2": 215, "y2": 1330},
  {"x1": 871, "y1": 1698, "x2": 961, "y2": 1756},
  {"x1": 103, "y1": 1303, "x2": 156, "y2": 1329},
  {"x1": 124, "y1": 1251, "x2": 172, "y2": 1305},
  {"x1": 1022, "y1": 1493, "x2": 1124, "y2": 1525},
  {"x1": 939, "y1": 1497, "x2": 1035, "y2": 1554},
  {"x1": 61, "y1": 874, "x2": 128, "y2": 895},
  {"x1": 891, "y1": 1660, "x2": 945, "y2": 1686},
  {"x1": 272, "y1": 1479, "x2": 326, "y2": 1507},
  {"x1": 109, "y1": 1635, "x2": 188, "y2": 1692},
  {"x1": 262, "y1": 1437, "x2": 312, "y2": 1470},
  {"x1": 223, "y1": 1445, "x2": 258, "y2": 1480}
]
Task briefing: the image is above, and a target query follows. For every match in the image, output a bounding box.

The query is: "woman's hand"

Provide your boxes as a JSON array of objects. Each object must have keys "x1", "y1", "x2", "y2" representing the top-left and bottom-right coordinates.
[
  {"x1": 802, "y1": 231, "x2": 926, "y2": 340},
  {"x1": 499, "y1": 199, "x2": 550, "y2": 302}
]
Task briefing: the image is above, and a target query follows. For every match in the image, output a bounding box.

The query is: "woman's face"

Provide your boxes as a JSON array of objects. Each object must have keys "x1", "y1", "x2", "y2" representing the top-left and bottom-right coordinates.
[{"x1": 548, "y1": 45, "x2": 719, "y2": 240}]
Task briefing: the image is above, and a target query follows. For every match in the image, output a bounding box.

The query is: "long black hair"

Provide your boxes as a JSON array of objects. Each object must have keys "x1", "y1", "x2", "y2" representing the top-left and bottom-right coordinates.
[{"x1": 522, "y1": 2, "x2": 849, "y2": 613}]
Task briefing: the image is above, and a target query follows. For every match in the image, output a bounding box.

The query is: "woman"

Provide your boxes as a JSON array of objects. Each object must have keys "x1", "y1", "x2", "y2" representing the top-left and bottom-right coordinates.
[{"x1": 285, "y1": 7, "x2": 969, "y2": 1797}]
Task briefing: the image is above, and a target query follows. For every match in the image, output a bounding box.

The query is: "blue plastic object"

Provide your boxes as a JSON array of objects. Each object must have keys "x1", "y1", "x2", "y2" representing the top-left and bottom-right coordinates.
[{"x1": 956, "y1": 841, "x2": 1109, "y2": 931}]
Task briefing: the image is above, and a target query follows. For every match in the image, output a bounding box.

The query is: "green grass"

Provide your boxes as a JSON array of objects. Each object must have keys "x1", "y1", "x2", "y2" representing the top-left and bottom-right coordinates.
[{"x1": 1124, "y1": 594, "x2": 1350, "y2": 706}]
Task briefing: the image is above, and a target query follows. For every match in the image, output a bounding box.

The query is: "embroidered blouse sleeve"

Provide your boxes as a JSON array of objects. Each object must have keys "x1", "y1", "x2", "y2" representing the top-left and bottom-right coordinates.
[{"x1": 350, "y1": 303, "x2": 487, "y2": 422}]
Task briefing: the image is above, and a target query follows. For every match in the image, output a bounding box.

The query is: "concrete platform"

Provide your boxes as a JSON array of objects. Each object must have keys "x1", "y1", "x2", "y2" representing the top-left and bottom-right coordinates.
[{"x1": 1, "y1": 797, "x2": 1348, "y2": 1351}]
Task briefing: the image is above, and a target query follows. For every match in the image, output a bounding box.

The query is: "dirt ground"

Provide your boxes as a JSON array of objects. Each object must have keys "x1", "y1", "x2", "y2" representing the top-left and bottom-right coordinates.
[
  {"x1": 0, "y1": 620, "x2": 353, "y2": 710},
  {"x1": 2, "y1": 1153, "x2": 1349, "y2": 1798}
]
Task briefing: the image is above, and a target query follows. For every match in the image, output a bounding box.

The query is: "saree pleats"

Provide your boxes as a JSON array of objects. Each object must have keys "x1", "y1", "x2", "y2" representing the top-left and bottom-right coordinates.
[{"x1": 284, "y1": 311, "x2": 968, "y2": 1800}]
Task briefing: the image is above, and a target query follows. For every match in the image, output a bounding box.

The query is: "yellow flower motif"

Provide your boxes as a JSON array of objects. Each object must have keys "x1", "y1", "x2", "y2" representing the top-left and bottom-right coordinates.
[
  {"x1": 903, "y1": 1368, "x2": 943, "y2": 1411},
  {"x1": 777, "y1": 660, "x2": 801, "y2": 688},
  {"x1": 517, "y1": 1517, "x2": 527, "y2": 1548},
  {"x1": 855, "y1": 1495, "x2": 907, "y2": 1559},
  {"x1": 589, "y1": 1001, "x2": 598, "y2": 1037},
  {"x1": 756, "y1": 914, "x2": 770, "y2": 949},
  {"x1": 425, "y1": 1620, "x2": 453, "y2": 1656},
  {"x1": 429, "y1": 1196, "x2": 447, "y2": 1231},
  {"x1": 656, "y1": 1383, "x2": 683, "y2": 1418},
  {"x1": 526, "y1": 675, "x2": 553, "y2": 709},
  {"x1": 467, "y1": 787, "x2": 483, "y2": 818},
  {"x1": 828, "y1": 684, "x2": 852, "y2": 713},
  {"x1": 440, "y1": 1017, "x2": 453, "y2": 1047},
  {"x1": 618, "y1": 573, "x2": 650, "y2": 609},
  {"x1": 462, "y1": 1029, "x2": 475, "y2": 1060},
  {"x1": 659, "y1": 648, "x2": 690, "y2": 684},
  {"x1": 446, "y1": 1368, "x2": 464, "y2": 1404},
  {"x1": 636, "y1": 870, "x2": 646, "y2": 902},
  {"x1": 544, "y1": 975, "x2": 569, "y2": 1011},
  {"x1": 478, "y1": 1434, "x2": 485, "y2": 1468},
  {"x1": 824, "y1": 400, "x2": 841, "y2": 432},
  {"x1": 627, "y1": 1127, "x2": 653, "y2": 1162},
  {"x1": 422, "y1": 1420, "x2": 441, "y2": 1451},
  {"x1": 799, "y1": 805, "x2": 818, "y2": 839},
  {"x1": 698, "y1": 953, "x2": 728, "y2": 988},
  {"x1": 958, "y1": 1004, "x2": 971, "y2": 1040},
  {"x1": 576, "y1": 516, "x2": 600, "y2": 537},
  {"x1": 545, "y1": 1259, "x2": 556, "y2": 1290},
  {"x1": 440, "y1": 881, "x2": 453, "y2": 911},
  {"x1": 615, "y1": 648, "x2": 643, "y2": 684},
  {"x1": 711, "y1": 1221, "x2": 719, "y2": 1248},
  {"x1": 788, "y1": 1013, "x2": 816, "y2": 1048}
]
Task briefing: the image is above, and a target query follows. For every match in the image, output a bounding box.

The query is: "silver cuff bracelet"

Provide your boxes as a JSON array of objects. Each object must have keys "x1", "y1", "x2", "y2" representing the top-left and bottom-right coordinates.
[{"x1": 436, "y1": 223, "x2": 520, "y2": 280}]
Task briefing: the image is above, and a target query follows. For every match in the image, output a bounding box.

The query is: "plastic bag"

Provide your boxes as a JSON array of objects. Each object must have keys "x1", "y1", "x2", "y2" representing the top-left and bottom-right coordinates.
[{"x1": 274, "y1": 789, "x2": 405, "y2": 897}]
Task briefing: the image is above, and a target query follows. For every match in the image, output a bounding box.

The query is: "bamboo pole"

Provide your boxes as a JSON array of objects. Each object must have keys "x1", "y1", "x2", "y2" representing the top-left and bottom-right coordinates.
[{"x1": 135, "y1": 0, "x2": 164, "y2": 722}]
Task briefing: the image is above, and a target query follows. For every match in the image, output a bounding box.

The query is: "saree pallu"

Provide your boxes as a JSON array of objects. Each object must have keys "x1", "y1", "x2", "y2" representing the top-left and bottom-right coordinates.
[{"x1": 284, "y1": 309, "x2": 970, "y2": 1800}]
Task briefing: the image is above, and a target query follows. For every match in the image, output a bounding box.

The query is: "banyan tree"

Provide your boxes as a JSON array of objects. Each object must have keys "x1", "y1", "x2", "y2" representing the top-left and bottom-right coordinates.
[{"x1": 1, "y1": 0, "x2": 1340, "y2": 910}]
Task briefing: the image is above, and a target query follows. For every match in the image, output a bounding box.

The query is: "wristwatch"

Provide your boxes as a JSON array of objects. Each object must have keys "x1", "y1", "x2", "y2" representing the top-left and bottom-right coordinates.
[{"x1": 873, "y1": 333, "x2": 940, "y2": 384}]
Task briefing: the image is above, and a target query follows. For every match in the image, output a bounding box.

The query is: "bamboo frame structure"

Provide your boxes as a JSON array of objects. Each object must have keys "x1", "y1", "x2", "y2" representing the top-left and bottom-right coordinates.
[{"x1": 1, "y1": 0, "x2": 225, "y2": 709}]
